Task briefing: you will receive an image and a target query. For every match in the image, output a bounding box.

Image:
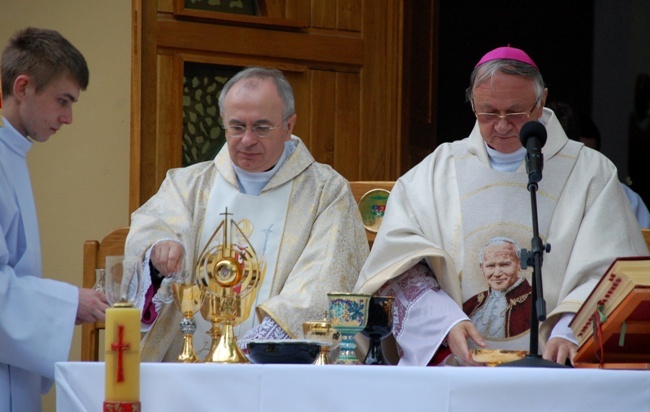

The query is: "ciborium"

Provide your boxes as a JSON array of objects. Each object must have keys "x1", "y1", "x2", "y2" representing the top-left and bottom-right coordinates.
[
  {"x1": 303, "y1": 317, "x2": 341, "y2": 365},
  {"x1": 327, "y1": 292, "x2": 371, "y2": 365},
  {"x1": 196, "y1": 208, "x2": 262, "y2": 363}
]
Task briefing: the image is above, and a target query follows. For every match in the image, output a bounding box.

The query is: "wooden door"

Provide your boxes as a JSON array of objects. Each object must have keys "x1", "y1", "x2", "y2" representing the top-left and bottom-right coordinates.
[{"x1": 130, "y1": 0, "x2": 437, "y2": 211}]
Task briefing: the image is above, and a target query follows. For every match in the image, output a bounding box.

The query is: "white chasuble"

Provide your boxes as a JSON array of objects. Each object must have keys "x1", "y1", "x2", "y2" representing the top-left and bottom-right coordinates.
[
  {"x1": 452, "y1": 140, "x2": 580, "y2": 350},
  {"x1": 192, "y1": 174, "x2": 291, "y2": 356},
  {"x1": 354, "y1": 110, "x2": 649, "y2": 365}
]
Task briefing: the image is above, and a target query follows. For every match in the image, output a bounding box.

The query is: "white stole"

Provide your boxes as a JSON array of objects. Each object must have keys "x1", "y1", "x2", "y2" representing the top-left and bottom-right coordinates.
[{"x1": 193, "y1": 174, "x2": 291, "y2": 354}]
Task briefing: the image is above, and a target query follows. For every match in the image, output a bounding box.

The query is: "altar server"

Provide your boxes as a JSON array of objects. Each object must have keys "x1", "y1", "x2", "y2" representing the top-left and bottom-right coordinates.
[
  {"x1": 0, "y1": 28, "x2": 109, "y2": 412},
  {"x1": 125, "y1": 67, "x2": 369, "y2": 361},
  {"x1": 354, "y1": 46, "x2": 649, "y2": 367}
]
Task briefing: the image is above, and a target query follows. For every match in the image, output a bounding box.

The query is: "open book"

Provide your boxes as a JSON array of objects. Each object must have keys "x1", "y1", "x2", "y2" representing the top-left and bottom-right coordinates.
[{"x1": 570, "y1": 257, "x2": 650, "y2": 347}]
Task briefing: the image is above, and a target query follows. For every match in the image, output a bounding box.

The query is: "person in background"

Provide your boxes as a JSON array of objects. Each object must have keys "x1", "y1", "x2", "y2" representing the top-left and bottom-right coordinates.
[
  {"x1": 124, "y1": 67, "x2": 369, "y2": 361},
  {"x1": 0, "y1": 27, "x2": 109, "y2": 412},
  {"x1": 548, "y1": 100, "x2": 650, "y2": 228},
  {"x1": 354, "y1": 46, "x2": 648, "y2": 367}
]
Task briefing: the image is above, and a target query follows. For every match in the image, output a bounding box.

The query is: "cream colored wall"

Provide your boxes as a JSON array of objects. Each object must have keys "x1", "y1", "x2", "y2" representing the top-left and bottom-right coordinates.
[{"x1": 0, "y1": 1, "x2": 131, "y2": 410}]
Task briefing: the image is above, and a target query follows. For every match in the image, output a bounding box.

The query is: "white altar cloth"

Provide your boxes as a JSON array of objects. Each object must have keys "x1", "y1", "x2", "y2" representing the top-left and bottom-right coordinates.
[{"x1": 55, "y1": 362, "x2": 650, "y2": 411}]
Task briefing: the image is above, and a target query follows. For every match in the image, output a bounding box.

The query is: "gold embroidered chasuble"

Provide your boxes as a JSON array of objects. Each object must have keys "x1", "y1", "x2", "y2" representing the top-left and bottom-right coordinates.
[{"x1": 127, "y1": 137, "x2": 369, "y2": 361}]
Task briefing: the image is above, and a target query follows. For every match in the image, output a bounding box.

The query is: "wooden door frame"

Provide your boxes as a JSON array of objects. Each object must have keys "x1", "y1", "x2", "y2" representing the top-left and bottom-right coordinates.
[{"x1": 129, "y1": 0, "x2": 419, "y2": 214}]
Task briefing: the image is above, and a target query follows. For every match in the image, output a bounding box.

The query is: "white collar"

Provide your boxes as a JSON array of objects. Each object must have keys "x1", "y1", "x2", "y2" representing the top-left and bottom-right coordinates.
[
  {"x1": 232, "y1": 140, "x2": 297, "y2": 195},
  {"x1": 485, "y1": 143, "x2": 526, "y2": 172}
]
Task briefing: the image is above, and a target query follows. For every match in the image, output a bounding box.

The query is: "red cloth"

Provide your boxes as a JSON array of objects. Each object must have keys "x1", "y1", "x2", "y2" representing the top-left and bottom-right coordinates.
[
  {"x1": 428, "y1": 345, "x2": 452, "y2": 366},
  {"x1": 141, "y1": 285, "x2": 158, "y2": 325}
]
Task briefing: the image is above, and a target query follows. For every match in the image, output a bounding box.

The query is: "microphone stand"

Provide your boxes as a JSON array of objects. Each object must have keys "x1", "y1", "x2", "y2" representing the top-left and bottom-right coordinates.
[{"x1": 498, "y1": 178, "x2": 569, "y2": 368}]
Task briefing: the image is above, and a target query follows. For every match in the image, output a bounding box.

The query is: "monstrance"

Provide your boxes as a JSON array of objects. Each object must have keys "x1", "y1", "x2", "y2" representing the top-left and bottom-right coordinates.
[{"x1": 196, "y1": 208, "x2": 261, "y2": 363}]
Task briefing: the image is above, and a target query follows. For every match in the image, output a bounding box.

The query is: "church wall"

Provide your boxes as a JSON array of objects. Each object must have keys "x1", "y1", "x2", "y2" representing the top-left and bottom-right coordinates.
[{"x1": 0, "y1": 1, "x2": 131, "y2": 410}]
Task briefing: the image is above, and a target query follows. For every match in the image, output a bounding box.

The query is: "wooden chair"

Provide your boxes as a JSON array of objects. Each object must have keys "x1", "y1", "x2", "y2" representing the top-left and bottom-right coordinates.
[
  {"x1": 642, "y1": 228, "x2": 650, "y2": 251},
  {"x1": 80, "y1": 227, "x2": 130, "y2": 361},
  {"x1": 350, "y1": 181, "x2": 395, "y2": 248}
]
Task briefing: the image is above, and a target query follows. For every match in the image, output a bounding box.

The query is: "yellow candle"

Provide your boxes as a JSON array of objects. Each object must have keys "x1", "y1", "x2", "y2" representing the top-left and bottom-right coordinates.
[{"x1": 104, "y1": 306, "x2": 141, "y2": 403}]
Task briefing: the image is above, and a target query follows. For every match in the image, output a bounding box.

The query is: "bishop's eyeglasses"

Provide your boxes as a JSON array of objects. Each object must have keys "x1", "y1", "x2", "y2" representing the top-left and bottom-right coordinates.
[
  {"x1": 224, "y1": 117, "x2": 289, "y2": 138},
  {"x1": 473, "y1": 103, "x2": 537, "y2": 125}
]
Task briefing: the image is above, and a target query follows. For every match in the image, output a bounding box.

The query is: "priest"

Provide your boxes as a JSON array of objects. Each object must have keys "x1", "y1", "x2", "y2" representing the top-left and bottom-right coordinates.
[
  {"x1": 125, "y1": 67, "x2": 369, "y2": 361},
  {"x1": 354, "y1": 46, "x2": 649, "y2": 367}
]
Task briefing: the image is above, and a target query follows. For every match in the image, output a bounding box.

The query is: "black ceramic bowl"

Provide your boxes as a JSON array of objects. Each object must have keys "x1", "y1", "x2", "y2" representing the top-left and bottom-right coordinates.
[{"x1": 246, "y1": 339, "x2": 322, "y2": 365}]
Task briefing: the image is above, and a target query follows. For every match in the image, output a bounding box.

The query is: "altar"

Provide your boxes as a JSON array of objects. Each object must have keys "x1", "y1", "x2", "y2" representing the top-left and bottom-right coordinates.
[{"x1": 55, "y1": 362, "x2": 650, "y2": 411}]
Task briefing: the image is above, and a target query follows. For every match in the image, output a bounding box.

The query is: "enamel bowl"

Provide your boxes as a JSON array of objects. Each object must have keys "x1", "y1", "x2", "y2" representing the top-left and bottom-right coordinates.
[{"x1": 246, "y1": 339, "x2": 322, "y2": 365}]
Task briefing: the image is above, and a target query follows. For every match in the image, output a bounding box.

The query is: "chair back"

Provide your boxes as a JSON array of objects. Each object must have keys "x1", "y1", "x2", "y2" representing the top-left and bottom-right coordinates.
[
  {"x1": 642, "y1": 228, "x2": 650, "y2": 251},
  {"x1": 350, "y1": 181, "x2": 395, "y2": 248},
  {"x1": 81, "y1": 227, "x2": 130, "y2": 361}
]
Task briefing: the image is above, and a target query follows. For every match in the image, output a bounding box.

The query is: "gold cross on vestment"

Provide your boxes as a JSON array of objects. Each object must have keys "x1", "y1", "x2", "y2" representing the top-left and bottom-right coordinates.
[{"x1": 220, "y1": 208, "x2": 233, "y2": 219}]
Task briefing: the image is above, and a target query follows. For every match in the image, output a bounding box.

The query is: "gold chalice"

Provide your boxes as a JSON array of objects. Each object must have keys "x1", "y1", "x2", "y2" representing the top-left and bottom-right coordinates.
[
  {"x1": 171, "y1": 280, "x2": 205, "y2": 362},
  {"x1": 202, "y1": 291, "x2": 247, "y2": 363},
  {"x1": 199, "y1": 292, "x2": 222, "y2": 361}
]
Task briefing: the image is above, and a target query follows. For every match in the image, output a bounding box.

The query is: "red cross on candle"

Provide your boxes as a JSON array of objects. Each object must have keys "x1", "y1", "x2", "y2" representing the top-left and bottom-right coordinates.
[{"x1": 110, "y1": 325, "x2": 131, "y2": 382}]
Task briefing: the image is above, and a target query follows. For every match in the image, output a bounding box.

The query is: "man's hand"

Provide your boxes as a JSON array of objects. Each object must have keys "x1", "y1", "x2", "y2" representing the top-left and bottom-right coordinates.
[
  {"x1": 543, "y1": 336, "x2": 577, "y2": 365},
  {"x1": 76, "y1": 288, "x2": 110, "y2": 324},
  {"x1": 447, "y1": 320, "x2": 487, "y2": 366},
  {"x1": 150, "y1": 240, "x2": 185, "y2": 277}
]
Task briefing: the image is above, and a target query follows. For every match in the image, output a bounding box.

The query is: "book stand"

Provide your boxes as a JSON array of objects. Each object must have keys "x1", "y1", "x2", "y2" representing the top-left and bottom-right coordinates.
[{"x1": 574, "y1": 288, "x2": 650, "y2": 369}]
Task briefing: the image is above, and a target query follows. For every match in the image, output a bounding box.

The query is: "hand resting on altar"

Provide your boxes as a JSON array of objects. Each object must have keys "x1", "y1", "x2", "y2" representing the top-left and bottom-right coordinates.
[
  {"x1": 447, "y1": 321, "x2": 486, "y2": 366},
  {"x1": 543, "y1": 337, "x2": 577, "y2": 366}
]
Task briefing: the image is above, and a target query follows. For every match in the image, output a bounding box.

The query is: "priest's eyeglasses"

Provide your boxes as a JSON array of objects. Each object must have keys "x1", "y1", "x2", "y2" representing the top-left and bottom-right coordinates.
[
  {"x1": 473, "y1": 103, "x2": 537, "y2": 125},
  {"x1": 224, "y1": 117, "x2": 289, "y2": 138}
]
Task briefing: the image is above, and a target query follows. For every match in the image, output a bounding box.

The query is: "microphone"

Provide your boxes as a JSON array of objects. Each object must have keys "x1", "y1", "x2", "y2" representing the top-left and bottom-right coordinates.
[{"x1": 520, "y1": 121, "x2": 547, "y2": 184}]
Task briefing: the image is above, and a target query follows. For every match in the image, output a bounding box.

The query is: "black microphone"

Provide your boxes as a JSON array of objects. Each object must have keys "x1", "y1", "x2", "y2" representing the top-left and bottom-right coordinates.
[{"x1": 520, "y1": 121, "x2": 547, "y2": 184}]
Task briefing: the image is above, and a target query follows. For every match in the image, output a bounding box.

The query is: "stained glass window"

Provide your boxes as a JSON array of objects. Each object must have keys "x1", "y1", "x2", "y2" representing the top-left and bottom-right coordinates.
[{"x1": 182, "y1": 63, "x2": 240, "y2": 166}]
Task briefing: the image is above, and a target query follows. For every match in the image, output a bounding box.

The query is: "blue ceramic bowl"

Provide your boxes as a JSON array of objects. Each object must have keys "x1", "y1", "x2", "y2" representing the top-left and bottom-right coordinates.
[{"x1": 246, "y1": 340, "x2": 322, "y2": 365}]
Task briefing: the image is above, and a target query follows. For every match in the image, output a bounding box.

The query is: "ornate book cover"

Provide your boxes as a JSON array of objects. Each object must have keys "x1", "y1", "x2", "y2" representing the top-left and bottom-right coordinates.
[{"x1": 570, "y1": 257, "x2": 650, "y2": 347}]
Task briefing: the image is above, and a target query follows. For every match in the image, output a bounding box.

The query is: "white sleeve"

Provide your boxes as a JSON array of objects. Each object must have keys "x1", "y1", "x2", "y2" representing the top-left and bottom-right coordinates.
[
  {"x1": 396, "y1": 287, "x2": 468, "y2": 366},
  {"x1": 378, "y1": 262, "x2": 468, "y2": 366},
  {"x1": 549, "y1": 312, "x2": 578, "y2": 345}
]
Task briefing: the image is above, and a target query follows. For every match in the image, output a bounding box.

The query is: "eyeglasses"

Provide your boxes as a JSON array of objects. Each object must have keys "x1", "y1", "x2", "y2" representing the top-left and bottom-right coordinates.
[
  {"x1": 224, "y1": 117, "x2": 288, "y2": 138},
  {"x1": 474, "y1": 103, "x2": 538, "y2": 125}
]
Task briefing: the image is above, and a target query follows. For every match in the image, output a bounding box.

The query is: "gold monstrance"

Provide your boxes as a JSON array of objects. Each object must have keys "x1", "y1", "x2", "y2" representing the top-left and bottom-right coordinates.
[{"x1": 196, "y1": 208, "x2": 261, "y2": 363}]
